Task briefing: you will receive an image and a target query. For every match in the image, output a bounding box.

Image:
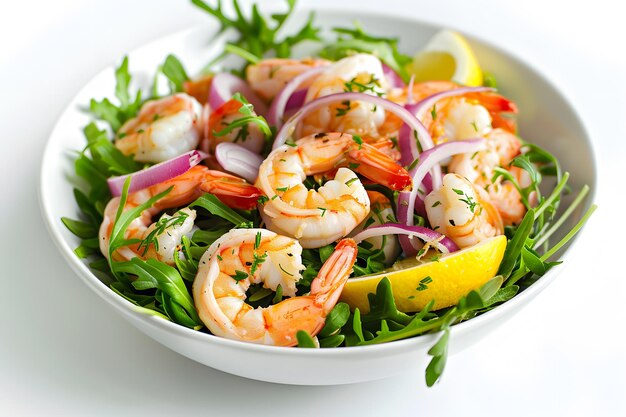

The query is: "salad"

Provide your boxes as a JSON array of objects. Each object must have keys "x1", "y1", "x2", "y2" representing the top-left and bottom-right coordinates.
[{"x1": 61, "y1": 0, "x2": 595, "y2": 386}]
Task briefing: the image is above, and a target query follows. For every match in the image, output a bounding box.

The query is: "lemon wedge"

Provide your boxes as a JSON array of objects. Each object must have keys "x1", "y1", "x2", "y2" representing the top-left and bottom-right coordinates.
[
  {"x1": 406, "y1": 29, "x2": 483, "y2": 87},
  {"x1": 340, "y1": 235, "x2": 507, "y2": 313}
]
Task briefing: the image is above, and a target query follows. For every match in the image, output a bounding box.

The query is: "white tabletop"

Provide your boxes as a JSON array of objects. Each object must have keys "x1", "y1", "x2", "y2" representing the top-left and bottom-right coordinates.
[{"x1": 1, "y1": 0, "x2": 624, "y2": 415}]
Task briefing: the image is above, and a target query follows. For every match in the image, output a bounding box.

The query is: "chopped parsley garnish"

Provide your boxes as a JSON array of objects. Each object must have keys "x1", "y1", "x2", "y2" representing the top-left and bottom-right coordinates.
[
  {"x1": 352, "y1": 135, "x2": 363, "y2": 148},
  {"x1": 137, "y1": 211, "x2": 189, "y2": 255},
  {"x1": 279, "y1": 263, "x2": 294, "y2": 276},
  {"x1": 231, "y1": 270, "x2": 249, "y2": 282},
  {"x1": 416, "y1": 276, "x2": 433, "y2": 291},
  {"x1": 452, "y1": 188, "x2": 479, "y2": 213},
  {"x1": 336, "y1": 100, "x2": 352, "y2": 117},
  {"x1": 345, "y1": 178, "x2": 358, "y2": 187},
  {"x1": 318, "y1": 207, "x2": 327, "y2": 217},
  {"x1": 257, "y1": 195, "x2": 269, "y2": 204},
  {"x1": 250, "y1": 251, "x2": 268, "y2": 276},
  {"x1": 343, "y1": 74, "x2": 383, "y2": 96}
]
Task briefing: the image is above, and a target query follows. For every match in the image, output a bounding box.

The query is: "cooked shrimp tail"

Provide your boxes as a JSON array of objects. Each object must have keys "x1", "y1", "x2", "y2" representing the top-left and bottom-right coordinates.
[
  {"x1": 348, "y1": 142, "x2": 412, "y2": 190},
  {"x1": 192, "y1": 230, "x2": 357, "y2": 346}
]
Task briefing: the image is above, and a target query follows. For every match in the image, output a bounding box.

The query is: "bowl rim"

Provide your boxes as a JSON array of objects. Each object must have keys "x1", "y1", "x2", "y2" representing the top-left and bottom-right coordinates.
[{"x1": 38, "y1": 6, "x2": 598, "y2": 358}]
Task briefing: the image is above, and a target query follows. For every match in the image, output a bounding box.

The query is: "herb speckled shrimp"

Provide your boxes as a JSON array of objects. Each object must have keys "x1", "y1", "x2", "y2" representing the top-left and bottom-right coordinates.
[
  {"x1": 202, "y1": 98, "x2": 265, "y2": 154},
  {"x1": 448, "y1": 128, "x2": 526, "y2": 225},
  {"x1": 256, "y1": 132, "x2": 411, "y2": 248},
  {"x1": 99, "y1": 166, "x2": 262, "y2": 263},
  {"x1": 193, "y1": 229, "x2": 357, "y2": 346},
  {"x1": 115, "y1": 93, "x2": 202, "y2": 163},
  {"x1": 389, "y1": 81, "x2": 518, "y2": 143},
  {"x1": 299, "y1": 54, "x2": 389, "y2": 138},
  {"x1": 424, "y1": 173, "x2": 503, "y2": 248}
]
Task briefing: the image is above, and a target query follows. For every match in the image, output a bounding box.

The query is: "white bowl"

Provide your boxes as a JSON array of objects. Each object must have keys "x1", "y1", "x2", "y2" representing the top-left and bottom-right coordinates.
[{"x1": 39, "y1": 8, "x2": 596, "y2": 385}]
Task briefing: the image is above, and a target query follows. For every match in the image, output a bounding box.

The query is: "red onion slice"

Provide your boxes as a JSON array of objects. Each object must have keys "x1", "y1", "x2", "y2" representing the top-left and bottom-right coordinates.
[
  {"x1": 209, "y1": 72, "x2": 269, "y2": 116},
  {"x1": 406, "y1": 74, "x2": 415, "y2": 105},
  {"x1": 107, "y1": 150, "x2": 208, "y2": 196},
  {"x1": 215, "y1": 142, "x2": 264, "y2": 183},
  {"x1": 285, "y1": 89, "x2": 308, "y2": 111},
  {"x1": 352, "y1": 223, "x2": 458, "y2": 254},
  {"x1": 382, "y1": 63, "x2": 406, "y2": 89},
  {"x1": 267, "y1": 66, "x2": 328, "y2": 127},
  {"x1": 410, "y1": 86, "x2": 493, "y2": 120},
  {"x1": 396, "y1": 191, "x2": 426, "y2": 256},
  {"x1": 406, "y1": 139, "x2": 486, "y2": 226}
]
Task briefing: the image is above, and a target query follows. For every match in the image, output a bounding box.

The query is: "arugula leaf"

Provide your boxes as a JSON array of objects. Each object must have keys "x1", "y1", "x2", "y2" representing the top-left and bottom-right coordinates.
[
  {"x1": 61, "y1": 217, "x2": 98, "y2": 239},
  {"x1": 296, "y1": 330, "x2": 317, "y2": 348},
  {"x1": 425, "y1": 328, "x2": 449, "y2": 387},
  {"x1": 211, "y1": 98, "x2": 272, "y2": 139},
  {"x1": 189, "y1": 193, "x2": 250, "y2": 225},
  {"x1": 192, "y1": 0, "x2": 321, "y2": 70},
  {"x1": 89, "y1": 56, "x2": 142, "y2": 132},
  {"x1": 361, "y1": 277, "x2": 412, "y2": 326},
  {"x1": 107, "y1": 178, "x2": 172, "y2": 273},
  {"x1": 162, "y1": 54, "x2": 190, "y2": 93},
  {"x1": 498, "y1": 208, "x2": 535, "y2": 279},
  {"x1": 319, "y1": 22, "x2": 411, "y2": 82},
  {"x1": 319, "y1": 302, "x2": 350, "y2": 338},
  {"x1": 114, "y1": 257, "x2": 202, "y2": 328}
]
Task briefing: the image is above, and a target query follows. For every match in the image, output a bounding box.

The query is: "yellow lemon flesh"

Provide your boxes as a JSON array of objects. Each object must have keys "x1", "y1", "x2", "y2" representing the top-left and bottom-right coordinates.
[
  {"x1": 340, "y1": 235, "x2": 507, "y2": 313},
  {"x1": 406, "y1": 29, "x2": 483, "y2": 87}
]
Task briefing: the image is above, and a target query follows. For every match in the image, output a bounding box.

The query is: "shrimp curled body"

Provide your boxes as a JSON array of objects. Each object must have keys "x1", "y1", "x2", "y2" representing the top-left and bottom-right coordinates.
[
  {"x1": 99, "y1": 166, "x2": 262, "y2": 263},
  {"x1": 115, "y1": 93, "x2": 202, "y2": 163},
  {"x1": 425, "y1": 173, "x2": 504, "y2": 248},
  {"x1": 192, "y1": 229, "x2": 357, "y2": 346},
  {"x1": 256, "y1": 132, "x2": 411, "y2": 248}
]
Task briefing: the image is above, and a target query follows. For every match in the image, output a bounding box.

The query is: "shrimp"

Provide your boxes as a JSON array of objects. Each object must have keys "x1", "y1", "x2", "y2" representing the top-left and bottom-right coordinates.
[
  {"x1": 389, "y1": 81, "x2": 518, "y2": 143},
  {"x1": 350, "y1": 191, "x2": 401, "y2": 266},
  {"x1": 202, "y1": 98, "x2": 265, "y2": 154},
  {"x1": 425, "y1": 173, "x2": 503, "y2": 248},
  {"x1": 99, "y1": 166, "x2": 262, "y2": 263},
  {"x1": 115, "y1": 93, "x2": 202, "y2": 163},
  {"x1": 256, "y1": 132, "x2": 412, "y2": 248},
  {"x1": 246, "y1": 58, "x2": 330, "y2": 102},
  {"x1": 192, "y1": 229, "x2": 358, "y2": 346},
  {"x1": 299, "y1": 54, "x2": 389, "y2": 138},
  {"x1": 448, "y1": 128, "x2": 526, "y2": 225}
]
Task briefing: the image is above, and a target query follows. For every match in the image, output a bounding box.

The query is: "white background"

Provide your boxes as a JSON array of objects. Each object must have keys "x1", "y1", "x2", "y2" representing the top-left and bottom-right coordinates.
[{"x1": 1, "y1": 0, "x2": 624, "y2": 415}]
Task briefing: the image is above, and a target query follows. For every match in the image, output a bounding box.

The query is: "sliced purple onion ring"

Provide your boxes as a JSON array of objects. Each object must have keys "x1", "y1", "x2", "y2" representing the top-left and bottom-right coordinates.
[
  {"x1": 209, "y1": 72, "x2": 269, "y2": 116},
  {"x1": 406, "y1": 74, "x2": 415, "y2": 105},
  {"x1": 351, "y1": 223, "x2": 458, "y2": 254},
  {"x1": 267, "y1": 66, "x2": 328, "y2": 127},
  {"x1": 406, "y1": 138, "x2": 486, "y2": 226},
  {"x1": 285, "y1": 89, "x2": 308, "y2": 111},
  {"x1": 107, "y1": 150, "x2": 208, "y2": 196},
  {"x1": 382, "y1": 63, "x2": 406, "y2": 89},
  {"x1": 396, "y1": 191, "x2": 426, "y2": 255},
  {"x1": 410, "y1": 86, "x2": 493, "y2": 120},
  {"x1": 215, "y1": 142, "x2": 263, "y2": 183}
]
